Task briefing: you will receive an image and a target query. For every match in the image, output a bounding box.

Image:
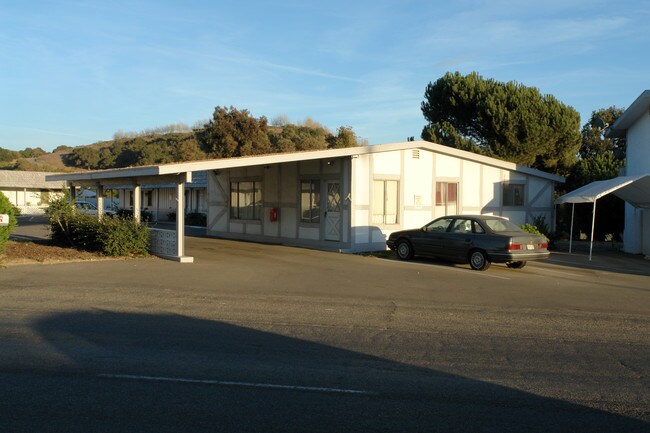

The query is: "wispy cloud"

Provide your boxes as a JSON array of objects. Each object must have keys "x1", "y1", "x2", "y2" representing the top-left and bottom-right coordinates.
[{"x1": 5, "y1": 126, "x2": 93, "y2": 140}]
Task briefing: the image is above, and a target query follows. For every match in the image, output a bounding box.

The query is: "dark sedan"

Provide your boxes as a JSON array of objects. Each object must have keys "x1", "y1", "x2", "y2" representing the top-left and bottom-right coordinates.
[{"x1": 386, "y1": 215, "x2": 549, "y2": 271}]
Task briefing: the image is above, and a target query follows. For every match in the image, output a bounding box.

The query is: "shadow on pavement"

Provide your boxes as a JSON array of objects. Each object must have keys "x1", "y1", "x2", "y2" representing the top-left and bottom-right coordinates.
[
  {"x1": 6, "y1": 310, "x2": 646, "y2": 432},
  {"x1": 544, "y1": 251, "x2": 650, "y2": 277}
]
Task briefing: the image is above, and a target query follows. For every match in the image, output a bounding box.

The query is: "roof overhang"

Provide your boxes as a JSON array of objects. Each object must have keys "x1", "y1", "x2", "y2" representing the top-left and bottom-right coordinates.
[
  {"x1": 606, "y1": 90, "x2": 650, "y2": 138},
  {"x1": 47, "y1": 140, "x2": 565, "y2": 186},
  {"x1": 555, "y1": 174, "x2": 650, "y2": 208}
]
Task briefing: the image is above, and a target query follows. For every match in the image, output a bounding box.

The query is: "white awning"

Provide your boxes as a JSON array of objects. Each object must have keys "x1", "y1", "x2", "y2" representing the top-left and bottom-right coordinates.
[{"x1": 555, "y1": 174, "x2": 650, "y2": 209}]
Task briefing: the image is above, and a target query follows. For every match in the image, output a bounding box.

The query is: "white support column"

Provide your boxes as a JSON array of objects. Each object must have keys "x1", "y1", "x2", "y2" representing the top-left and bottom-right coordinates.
[
  {"x1": 96, "y1": 184, "x2": 104, "y2": 221},
  {"x1": 175, "y1": 172, "x2": 193, "y2": 263},
  {"x1": 133, "y1": 183, "x2": 141, "y2": 223},
  {"x1": 589, "y1": 200, "x2": 597, "y2": 261},
  {"x1": 569, "y1": 203, "x2": 575, "y2": 254}
]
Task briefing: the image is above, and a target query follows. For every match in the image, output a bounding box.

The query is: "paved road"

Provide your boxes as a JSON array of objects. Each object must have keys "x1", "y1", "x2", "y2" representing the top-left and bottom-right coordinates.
[{"x1": 1, "y1": 237, "x2": 649, "y2": 432}]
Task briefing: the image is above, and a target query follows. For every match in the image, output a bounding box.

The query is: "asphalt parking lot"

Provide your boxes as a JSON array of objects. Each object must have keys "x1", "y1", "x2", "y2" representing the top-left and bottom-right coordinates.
[{"x1": 3, "y1": 217, "x2": 650, "y2": 432}]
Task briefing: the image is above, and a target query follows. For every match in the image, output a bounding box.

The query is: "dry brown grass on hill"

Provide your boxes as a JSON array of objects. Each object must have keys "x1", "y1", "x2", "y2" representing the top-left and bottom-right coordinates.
[{"x1": 33, "y1": 152, "x2": 69, "y2": 170}]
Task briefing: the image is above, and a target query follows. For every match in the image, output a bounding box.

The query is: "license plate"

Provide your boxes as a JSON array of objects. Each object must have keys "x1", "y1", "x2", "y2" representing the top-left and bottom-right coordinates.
[{"x1": 526, "y1": 244, "x2": 534, "y2": 250}]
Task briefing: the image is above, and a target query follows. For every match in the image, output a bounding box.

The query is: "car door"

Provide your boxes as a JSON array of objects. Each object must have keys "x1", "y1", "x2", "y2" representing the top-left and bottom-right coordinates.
[
  {"x1": 418, "y1": 217, "x2": 453, "y2": 256},
  {"x1": 444, "y1": 218, "x2": 475, "y2": 260}
]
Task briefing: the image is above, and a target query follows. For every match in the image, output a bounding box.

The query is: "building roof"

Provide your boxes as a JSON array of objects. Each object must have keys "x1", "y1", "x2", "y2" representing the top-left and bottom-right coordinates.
[
  {"x1": 47, "y1": 141, "x2": 565, "y2": 185},
  {"x1": 606, "y1": 90, "x2": 650, "y2": 138},
  {"x1": 0, "y1": 170, "x2": 67, "y2": 189}
]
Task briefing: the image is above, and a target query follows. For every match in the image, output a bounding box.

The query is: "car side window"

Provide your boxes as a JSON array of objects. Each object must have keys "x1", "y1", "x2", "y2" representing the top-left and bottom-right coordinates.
[
  {"x1": 473, "y1": 221, "x2": 485, "y2": 234},
  {"x1": 449, "y1": 219, "x2": 472, "y2": 233},
  {"x1": 425, "y1": 218, "x2": 453, "y2": 232}
]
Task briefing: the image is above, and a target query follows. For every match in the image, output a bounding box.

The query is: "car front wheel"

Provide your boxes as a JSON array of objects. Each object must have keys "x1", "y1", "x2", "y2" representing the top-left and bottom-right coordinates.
[
  {"x1": 396, "y1": 240, "x2": 414, "y2": 260},
  {"x1": 469, "y1": 250, "x2": 490, "y2": 271}
]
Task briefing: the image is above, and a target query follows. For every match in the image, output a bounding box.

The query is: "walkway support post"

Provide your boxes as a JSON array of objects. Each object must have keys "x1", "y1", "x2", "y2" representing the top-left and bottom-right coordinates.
[
  {"x1": 96, "y1": 184, "x2": 104, "y2": 221},
  {"x1": 569, "y1": 203, "x2": 575, "y2": 254},
  {"x1": 133, "y1": 183, "x2": 141, "y2": 223},
  {"x1": 175, "y1": 172, "x2": 193, "y2": 263},
  {"x1": 589, "y1": 200, "x2": 597, "y2": 261}
]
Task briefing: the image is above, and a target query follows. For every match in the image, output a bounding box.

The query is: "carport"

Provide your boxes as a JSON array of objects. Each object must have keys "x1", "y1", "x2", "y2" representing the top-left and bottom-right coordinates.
[
  {"x1": 47, "y1": 167, "x2": 195, "y2": 263},
  {"x1": 555, "y1": 174, "x2": 650, "y2": 260}
]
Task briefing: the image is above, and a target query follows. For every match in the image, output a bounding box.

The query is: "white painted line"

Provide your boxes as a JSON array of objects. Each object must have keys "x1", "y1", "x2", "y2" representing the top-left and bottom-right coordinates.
[{"x1": 99, "y1": 373, "x2": 375, "y2": 395}]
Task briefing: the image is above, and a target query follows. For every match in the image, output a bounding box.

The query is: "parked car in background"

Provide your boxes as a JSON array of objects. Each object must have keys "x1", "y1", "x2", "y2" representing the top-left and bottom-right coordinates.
[
  {"x1": 74, "y1": 201, "x2": 115, "y2": 218},
  {"x1": 387, "y1": 215, "x2": 549, "y2": 271}
]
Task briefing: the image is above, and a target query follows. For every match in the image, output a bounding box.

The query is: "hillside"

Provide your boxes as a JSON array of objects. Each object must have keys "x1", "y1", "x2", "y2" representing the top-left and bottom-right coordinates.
[{"x1": 2, "y1": 109, "x2": 362, "y2": 172}]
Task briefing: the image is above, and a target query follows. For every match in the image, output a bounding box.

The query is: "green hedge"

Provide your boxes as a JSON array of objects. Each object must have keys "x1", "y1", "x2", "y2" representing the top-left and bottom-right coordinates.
[
  {"x1": 96, "y1": 217, "x2": 150, "y2": 256},
  {"x1": 47, "y1": 195, "x2": 149, "y2": 257},
  {"x1": 0, "y1": 192, "x2": 18, "y2": 254}
]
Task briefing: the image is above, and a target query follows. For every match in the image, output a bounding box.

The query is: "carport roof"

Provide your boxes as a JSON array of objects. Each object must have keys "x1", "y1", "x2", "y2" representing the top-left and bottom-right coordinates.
[
  {"x1": 555, "y1": 174, "x2": 650, "y2": 208},
  {"x1": 46, "y1": 140, "x2": 565, "y2": 185}
]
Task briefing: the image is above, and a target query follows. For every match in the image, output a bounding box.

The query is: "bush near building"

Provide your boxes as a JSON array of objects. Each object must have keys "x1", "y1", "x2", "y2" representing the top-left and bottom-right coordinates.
[
  {"x1": 47, "y1": 195, "x2": 149, "y2": 257},
  {"x1": 0, "y1": 192, "x2": 18, "y2": 254}
]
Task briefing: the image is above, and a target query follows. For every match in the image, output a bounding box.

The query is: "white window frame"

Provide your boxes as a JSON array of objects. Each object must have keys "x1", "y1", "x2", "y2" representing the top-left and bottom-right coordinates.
[{"x1": 372, "y1": 179, "x2": 399, "y2": 225}]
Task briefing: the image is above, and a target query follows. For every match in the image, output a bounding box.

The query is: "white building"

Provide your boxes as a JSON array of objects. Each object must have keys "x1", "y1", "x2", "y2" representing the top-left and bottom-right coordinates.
[
  {"x1": 607, "y1": 90, "x2": 650, "y2": 256},
  {"x1": 0, "y1": 170, "x2": 66, "y2": 214},
  {"x1": 206, "y1": 141, "x2": 563, "y2": 252},
  {"x1": 48, "y1": 140, "x2": 564, "y2": 260}
]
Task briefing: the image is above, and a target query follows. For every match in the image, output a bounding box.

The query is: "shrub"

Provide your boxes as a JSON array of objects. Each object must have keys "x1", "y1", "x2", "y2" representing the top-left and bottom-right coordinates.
[
  {"x1": 47, "y1": 193, "x2": 76, "y2": 245},
  {"x1": 116, "y1": 208, "x2": 153, "y2": 222},
  {"x1": 0, "y1": 192, "x2": 18, "y2": 254},
  {"x1": 531, "y1": 214, "x2": 549, "y2": 237},
  {"x1": 520, "y1": 223, "x2": 542, "y2": 235},
  {"x1": 167, "y1": 212, "x2": 206, "y2": 226},
  {"x1": 96, "y1": 218, "x2": 149, "y2": 257},
  {"x1": 186, "y1": 212, "x2": 207, "y2": 226},
  {"x1": 47, "y1": 195, "x2": 149, "y2": 257}
]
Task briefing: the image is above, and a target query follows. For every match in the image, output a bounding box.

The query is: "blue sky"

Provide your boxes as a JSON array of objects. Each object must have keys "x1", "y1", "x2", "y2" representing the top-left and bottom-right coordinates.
[{"x1": 1, "y1": 0, "x2": 648, "y2": 151}]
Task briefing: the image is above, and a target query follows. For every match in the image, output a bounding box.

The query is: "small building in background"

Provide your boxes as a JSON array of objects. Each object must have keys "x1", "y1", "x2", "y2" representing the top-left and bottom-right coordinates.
[{"x1": 0, "y1": 170, "x2": 66, "y2": 214}]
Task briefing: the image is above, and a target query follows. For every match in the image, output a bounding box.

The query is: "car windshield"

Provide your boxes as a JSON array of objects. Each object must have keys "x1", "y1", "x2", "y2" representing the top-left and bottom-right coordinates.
[{"x1": 482, "y1": 218, "x2": 522, "y2": 233}]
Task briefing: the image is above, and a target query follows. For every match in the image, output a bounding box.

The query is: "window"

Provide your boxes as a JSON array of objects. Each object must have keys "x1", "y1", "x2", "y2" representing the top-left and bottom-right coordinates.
[
  {"x1": 424, "y1": 217, "x2": 453, "y2": 232},
  {"x1": 145, "y1": 190, "x2": 153, "y2": 207},
  {"x1": 503, "y1": 184, "x2": 524, "y2": 206},
  {"x1": 301, "y1": 180, "x2": 320, "y2": 223},
  {"x1": 436, "y1": 182, "x2": 458, "y2": 206},
  {"x1": 449, "y1": 218, "x2": 473, "y2": 233},
  {"x1": 372, "y1": 180, "x2": 398, "y2": 224},
  {"x1": 230, "y1": 181, "x2": 262, "y2": 220}
]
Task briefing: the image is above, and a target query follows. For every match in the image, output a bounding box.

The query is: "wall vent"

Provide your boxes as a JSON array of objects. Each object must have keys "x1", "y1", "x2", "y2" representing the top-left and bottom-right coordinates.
[{"x1": 412, "y1": 149, "x2": 420, "y2": 159}]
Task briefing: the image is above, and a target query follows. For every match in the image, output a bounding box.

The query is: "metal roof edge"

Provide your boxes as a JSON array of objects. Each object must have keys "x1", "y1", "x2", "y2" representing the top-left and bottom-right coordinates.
[
  {"x1": 46, "y1": 140, "x2": 564, "y2": 184},
  {"x1": 606, "y1": 90, "x2": 650, "y2": 137}
]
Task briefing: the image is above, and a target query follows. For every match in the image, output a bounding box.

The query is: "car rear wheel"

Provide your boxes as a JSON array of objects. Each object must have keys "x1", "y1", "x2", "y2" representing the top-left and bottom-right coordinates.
[
  {"x1": 396, "y1": 240, "x2": 414, "y2": 260},
  {"x1": 468, "y1": 250, "x2": 490, "y2": 271},
  {"x1": 506, "y1": 261, "x2": 527, "y2": 269}
]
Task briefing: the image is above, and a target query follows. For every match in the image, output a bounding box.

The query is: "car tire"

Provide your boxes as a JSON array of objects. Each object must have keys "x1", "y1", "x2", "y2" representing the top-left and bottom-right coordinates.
[
  {"x1": 506, "y1": 261, "x2": 527, "y2": 269},
  {"x1": 468, "y1": 250, "x2": 490, "y2": 271},
  {"x1": 396, "y1": 240, "x2": 414, "y2": 260}
]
